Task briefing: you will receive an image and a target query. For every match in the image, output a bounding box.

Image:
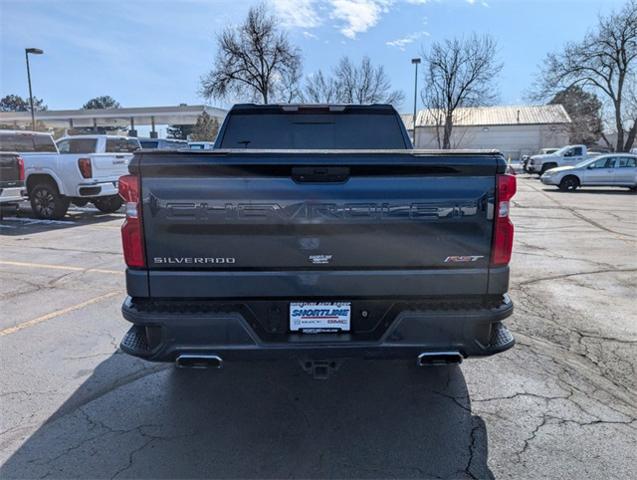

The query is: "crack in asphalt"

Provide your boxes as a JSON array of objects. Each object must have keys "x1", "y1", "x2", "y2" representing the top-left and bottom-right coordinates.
[
  {"x1": 29, "y1": 409, "x2": 165, "y2": 476},
  {"x1": 0, "y1": 269, "x2": 108, "y2": 300},
  {"x1": 512, "y1": 288, "x2": 637, "y2": 397},
  {"x1": 463, "y1": 419, "x2": 483, "y2": 480},
  {"x1": 513, "y1": 239, "x2": 618, "y2": 269},
  {"x1": 109, "y1": 437, "x2": 156, "y2": 480},
  {"x1": 517, "y1": 268, "x2": 637, "y2": 286},
  {"x1": 514, "y1": 336, "x2": 637, "y2": 413},
  {"x1": 513, "y1": 412, "x2": 637, "y2": 464}
]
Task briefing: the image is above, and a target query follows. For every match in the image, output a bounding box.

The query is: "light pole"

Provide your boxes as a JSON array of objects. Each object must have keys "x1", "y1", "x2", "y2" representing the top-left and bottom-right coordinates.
[
  {"x1": 25, "y1": 48, "x2": 44, "y2": 130},
  {"x1": 411, "y1": 57, "x2": 421, "y2": 147}
]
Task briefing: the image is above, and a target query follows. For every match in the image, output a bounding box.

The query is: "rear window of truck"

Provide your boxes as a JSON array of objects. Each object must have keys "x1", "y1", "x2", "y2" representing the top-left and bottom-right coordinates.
[
  {"x1": 219, "y1": 112, "x2": 407, "y2": 149},
  {"x1": 57, "y1": 138, "x2": 98, "y2": 154},
  {"x1": 0, "y1": 133, "x2": 57, "y2": 153},
  {"x1": 106, "y1": 138, "x2": 141, "y2": 153}
]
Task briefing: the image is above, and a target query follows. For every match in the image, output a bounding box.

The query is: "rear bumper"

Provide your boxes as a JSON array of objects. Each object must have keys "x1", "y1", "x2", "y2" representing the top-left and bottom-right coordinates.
[
  {"x1": 76, "y1": 180, "x2": 119, "y2": 197},
  {"x1": 120, "y1": 294, "x2": 515, "y2": 362},
  {"x1": 0, "y1": 186, "x2": 26, "y2": 204}
]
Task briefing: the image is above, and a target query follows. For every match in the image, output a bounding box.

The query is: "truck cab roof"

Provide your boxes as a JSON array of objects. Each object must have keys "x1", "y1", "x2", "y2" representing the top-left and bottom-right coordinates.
[
  {"x1": 229, "y1": 103, "x2": 398, "y2": 113},
  {"x1": 0, "y1": 130, "x2": 53, "y2": 136}
]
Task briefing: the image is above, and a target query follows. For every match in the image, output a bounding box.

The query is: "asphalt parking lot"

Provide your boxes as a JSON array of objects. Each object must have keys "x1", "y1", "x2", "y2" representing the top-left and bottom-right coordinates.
[{"x1": 0, "y1": 175, "x2": 635, "y2": 479}]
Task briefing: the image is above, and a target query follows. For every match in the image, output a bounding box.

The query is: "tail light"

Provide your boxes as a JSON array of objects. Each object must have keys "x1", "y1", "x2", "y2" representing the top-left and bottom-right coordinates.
[
  {"x1": 78, "y1": 158, "x2": 92, "y2": 178},
  {"x1": 17, "y1": 156, "x2": 25, "y2": 181},
  {"x1": 491, "y1": 174, "x2": 517, "y2": 267},
  {"x1": 118, "y1": 174, "x2": 145, "y2": 267}
]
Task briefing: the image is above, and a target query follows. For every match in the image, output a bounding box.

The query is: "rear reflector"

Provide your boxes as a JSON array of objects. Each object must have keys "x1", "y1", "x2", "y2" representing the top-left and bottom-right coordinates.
[
  {"x1": 78, "y1": 158, "x2": 92, "y2": 178},
  {"x1": 118, "y1": 174, "x2": 145, "y2": 267},
  {"x1": 491, "y1": 174, "x2": 517, "y2": 267},
  {"x1": 17, "y1": 156, "x2": 25, "y2": 181}
]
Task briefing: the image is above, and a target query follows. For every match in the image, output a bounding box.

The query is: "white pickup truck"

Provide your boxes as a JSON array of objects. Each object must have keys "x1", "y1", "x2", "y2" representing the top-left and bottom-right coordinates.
[
  {"x1": 0, "y1": 131, "x2": 140, "y2": 219},
  {"x1": 527, "y1": 145, "x2": 593, "y2": 175}
]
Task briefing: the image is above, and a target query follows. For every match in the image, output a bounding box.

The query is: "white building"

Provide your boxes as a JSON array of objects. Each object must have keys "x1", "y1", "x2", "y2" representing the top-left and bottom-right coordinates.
[{"x1": 403, "y1": 105, "x2": 572, "y2": 160}]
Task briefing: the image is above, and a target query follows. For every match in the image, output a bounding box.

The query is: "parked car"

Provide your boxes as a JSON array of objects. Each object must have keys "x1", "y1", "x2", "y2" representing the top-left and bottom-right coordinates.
[
  {"x1": 527, "y1": 145, "x2": 594, "y2": 174},
  {"x1": 139, "y1": 138, "x2": 188, "y2": 150},
  {"x1": 52, "y1": 134, "x2": 140, "y2": 217},
  {"x1": 540, "y1": 153, "x2": 637, "y2": 191},
  {"x1": 117, "y1": 104, "x2": 517, "y2": 378},
  {"x1": 188, "y1": 141, "x2": 215, "y2": 150},
  {"x1": 522, "y1": 147, "x2": 558, "y2": 172},
  {"x1": 0, "y1": 152, "x2": 26, "y2": 206}
]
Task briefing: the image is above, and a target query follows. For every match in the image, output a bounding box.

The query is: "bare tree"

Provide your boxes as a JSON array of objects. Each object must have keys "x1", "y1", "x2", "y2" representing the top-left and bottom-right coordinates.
[
  {"x1": 305, "y1": 71, "x2": 339, "y2": 103},
  {"x1": 274, "y1": 57, "x2": 304, "y2": 103},
  {"x1": 338, "y1": 57, "x2": 404, "y2": 105},
  {"x1": 201, "y1": 3, "x2": 301, "y2": 104},
  {"x1": 304, "y1": 56, "x2": 404, "y2": 106},
  {"x1": 535, "y1": 0, "x2": 637, "y2": 152},
  {"x1": 420, "y1": 34, "x2": 502, "y2": 149}
]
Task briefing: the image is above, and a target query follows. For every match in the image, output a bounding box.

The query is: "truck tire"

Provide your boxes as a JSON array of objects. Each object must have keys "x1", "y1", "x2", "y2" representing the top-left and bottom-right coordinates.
[
  {"x1": 559, "y1": 175, "x2": 579, "y2": 191},
  {"x1": 93, "y1": 195, "x2": 123, "y2": 213},
  {"x1": 540, "y1": 163, "x2": 557, "y2": 175},
  {"x1": 29, "y1": 183, "x2": 70, "y2": 220}
]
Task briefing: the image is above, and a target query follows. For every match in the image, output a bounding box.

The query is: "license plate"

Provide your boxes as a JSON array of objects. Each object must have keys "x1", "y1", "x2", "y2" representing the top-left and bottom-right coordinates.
[{"x1": 290, "y1": 302, "x2": 351, "y2": 332}]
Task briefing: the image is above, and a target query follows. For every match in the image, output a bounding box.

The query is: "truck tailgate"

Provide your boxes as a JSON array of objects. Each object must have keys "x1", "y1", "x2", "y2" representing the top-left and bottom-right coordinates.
[
  {"x1": 0, "y1": 153, "x2": 21, "y2": 186},
  {"x1": 135, "y1": 150, "x2": 503, "y2": 296},
  {"x1": 91, "y1": 153, "x2": 131, "y2": 180}
]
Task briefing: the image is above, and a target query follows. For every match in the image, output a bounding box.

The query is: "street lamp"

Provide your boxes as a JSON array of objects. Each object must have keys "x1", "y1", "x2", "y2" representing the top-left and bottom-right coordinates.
[
  {"x1": 25, "y1": 48, "x2": 44, "y2": 130},
  {"x1": 411, "y1": 57, "x2": 421, "y2": 147}
]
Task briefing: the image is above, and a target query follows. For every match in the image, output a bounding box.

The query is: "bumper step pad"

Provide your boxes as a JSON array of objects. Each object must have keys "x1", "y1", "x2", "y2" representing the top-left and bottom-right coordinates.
[
  {"x1": 488, "y1": 322, "x2": 515, "y2": 353},
  {"x1": 120, "y1": 325, "x2": 153, "y2": 357}
]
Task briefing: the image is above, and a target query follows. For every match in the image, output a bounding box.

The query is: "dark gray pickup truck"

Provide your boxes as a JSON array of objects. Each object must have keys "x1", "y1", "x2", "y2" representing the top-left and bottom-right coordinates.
[{"x1": 118, "y1": 104, "x2": 516, "y2": 377}]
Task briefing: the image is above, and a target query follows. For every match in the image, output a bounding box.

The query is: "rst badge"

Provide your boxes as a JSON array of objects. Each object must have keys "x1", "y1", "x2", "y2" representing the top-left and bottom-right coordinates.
[{"x1": 444, "y1": 255, "x2": 484, "y2": 263}]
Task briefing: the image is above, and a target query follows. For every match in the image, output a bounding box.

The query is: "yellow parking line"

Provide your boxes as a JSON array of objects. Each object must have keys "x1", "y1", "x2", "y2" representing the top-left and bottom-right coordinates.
[
  {"x1": 0, "y1": 291, "x2": 120, "y2": 336},
  {"x1": 0, "y1": 260, "x2": 122, "y2": 275}
]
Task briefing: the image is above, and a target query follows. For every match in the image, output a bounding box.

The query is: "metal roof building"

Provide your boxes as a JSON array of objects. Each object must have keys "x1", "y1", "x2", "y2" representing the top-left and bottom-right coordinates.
[{"x1": 403, "y1": 105, "x2": 572, "y2": 159}]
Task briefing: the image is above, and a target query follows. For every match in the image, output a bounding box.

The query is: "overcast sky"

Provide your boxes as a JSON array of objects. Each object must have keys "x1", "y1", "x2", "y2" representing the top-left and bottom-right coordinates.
[{"x1": 0, "y1": 0, "x2": 625, "y2": 114}]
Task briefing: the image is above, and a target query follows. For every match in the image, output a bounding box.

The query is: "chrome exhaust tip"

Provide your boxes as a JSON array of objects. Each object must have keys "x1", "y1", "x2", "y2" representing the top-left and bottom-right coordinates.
[
  {"x1": 176, "y1": 354, "x2": 223, "y2": 369},
  {"x1": 417, "y1": 351, "x2": 463, "y2": 367}
]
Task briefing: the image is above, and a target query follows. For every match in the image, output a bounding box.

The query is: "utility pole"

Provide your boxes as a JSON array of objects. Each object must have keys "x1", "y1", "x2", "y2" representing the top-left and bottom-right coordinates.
[{"x1": 411, "y1": 58, "x2": 421, "y2": 147}]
